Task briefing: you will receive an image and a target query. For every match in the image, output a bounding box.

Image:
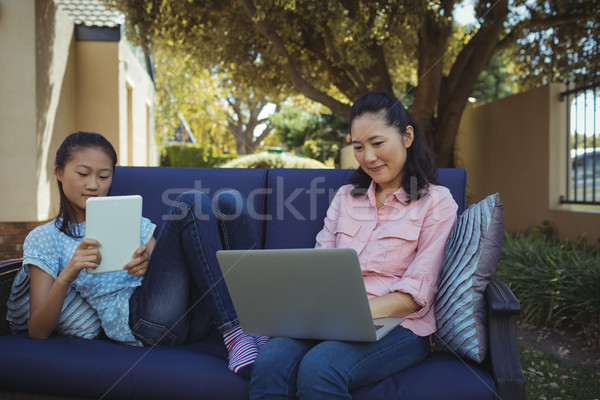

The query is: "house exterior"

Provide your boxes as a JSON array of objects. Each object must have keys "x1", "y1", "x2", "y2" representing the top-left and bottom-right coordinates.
[{"x1": 0, "y1": 0, "x2": 156, "y2": 259}]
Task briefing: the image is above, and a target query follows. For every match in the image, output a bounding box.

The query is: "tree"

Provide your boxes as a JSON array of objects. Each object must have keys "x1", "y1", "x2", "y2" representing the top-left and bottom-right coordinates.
[
  {"x1": 110, "y1": 0, "x2": 598, "y2": 167},
  {"x1": 269, "y1": 105, "x2": 348, "y2": 151},
  {"x1": 153, "y1": 46, "x2": 235, "y2": 154},
  {"x1": 154, "y1": 45, "x2": 278, "y2": 156},
  {"x1": 226, "y1": 93, "x2": 280, "y2": 155},
  {"x1": 469, "y1": 48, "x2": 519, "y2": 104}
]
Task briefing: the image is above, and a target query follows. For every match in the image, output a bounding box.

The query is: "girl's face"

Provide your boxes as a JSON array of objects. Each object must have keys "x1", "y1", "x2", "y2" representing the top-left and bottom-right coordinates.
[
  {"x1": 351, "y1": 112, "x2": 414, "y2": 193},
  {"x1": 55, "y1": 146, "x2": 114, "y2": 222}
]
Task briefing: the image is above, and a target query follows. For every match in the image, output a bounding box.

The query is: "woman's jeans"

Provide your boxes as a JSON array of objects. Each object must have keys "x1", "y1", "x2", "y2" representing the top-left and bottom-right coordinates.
[
  {"x1": 128, "y1": 190, "x2": 259, "y2": 346},
  {"x1": 249, "y1": 326, "x2": 430, "y2": 400}
]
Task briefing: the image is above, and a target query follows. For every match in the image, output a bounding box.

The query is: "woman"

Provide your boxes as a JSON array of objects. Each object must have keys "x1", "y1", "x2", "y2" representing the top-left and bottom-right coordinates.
[
  {"x1": 7, "y1": 131, "x2": 260, "y2": 377},
  {"x1": 249, "y1": 91, "x2": 458, "y2": 398}
]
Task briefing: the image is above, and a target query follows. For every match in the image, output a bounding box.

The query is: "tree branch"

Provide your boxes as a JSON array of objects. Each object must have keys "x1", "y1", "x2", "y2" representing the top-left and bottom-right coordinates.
[
  {"x1": 366, "y1": 43, "x2": 394, "y2": 93},
  {"x1": 444, "y1": 0, "x2": 508, "y2": 102},
  {"x1": 496, "y1": 11, "x2": 593, "y2": 51},
  {"x1": 301, "y1": 29, "x2": 364, "y2": 99},
  {"x1": 237, "y1": 0, "x2": 350, "y2": 115},
  {"x1": 411, "y1": 6, "x2": 453, "y2": 140}
]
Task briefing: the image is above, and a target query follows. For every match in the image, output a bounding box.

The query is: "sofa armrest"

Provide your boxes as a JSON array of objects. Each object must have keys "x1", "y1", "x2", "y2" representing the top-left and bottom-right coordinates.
[
  {"x1": 485, "y1": 278, "x2": 526, "y2": 400},
  {"x1": 0, "y1": 258, "x2": 22, "y2": 336}
]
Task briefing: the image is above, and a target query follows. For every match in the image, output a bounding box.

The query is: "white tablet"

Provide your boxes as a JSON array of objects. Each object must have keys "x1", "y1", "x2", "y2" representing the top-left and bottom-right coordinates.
[{"x1": 85, "y1": 195, "x2": 143, "y2": 274}]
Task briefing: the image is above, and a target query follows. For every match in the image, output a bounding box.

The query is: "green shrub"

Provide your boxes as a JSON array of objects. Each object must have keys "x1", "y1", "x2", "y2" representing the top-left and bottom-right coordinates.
[
  {"x1": 162, "y1": 144, "x2": 236, "y2": 168},
  {"x1": 302, "y1": 140, "x2": 340, "y2": 166},
  {"x1": 220, "y1": 152, "x2": 330, "y2": 169},
  {"x1": 495, "y1": 221, "x2": 600, "y2": 348}
]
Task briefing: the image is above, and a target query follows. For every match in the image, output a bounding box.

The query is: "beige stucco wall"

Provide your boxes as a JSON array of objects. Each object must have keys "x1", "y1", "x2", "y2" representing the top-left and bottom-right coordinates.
[
  {"x1": 0, "y1": 0, "x2": 156, "y2": 223},
  {"x1": 117, "y1": 42, "x2": 157, "y2": 166},
  {"x1": 0, "y1": 0, "x2": 76, "y2": 221},
  {"x1": 75, "y1": 41, "x2": 120, "y2": 151},
  {"x1": 36, "y1": 0, "x2": 78, "y2": 220},
  {"x1": 456, "y1": 83, "x2": 600, "y2": 243},
  {"x1": 0, "y1": 1, "x2": 37, "y2": 220}
]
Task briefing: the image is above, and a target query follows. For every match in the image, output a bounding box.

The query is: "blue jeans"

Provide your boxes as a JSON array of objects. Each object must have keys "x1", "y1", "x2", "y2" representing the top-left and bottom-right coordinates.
[
  {"x1": 249, "y1": 327, "x2": 430, "y2": 400},
  {"x1": 128, "y1": 190, "x2": 259, "y2": 346}
]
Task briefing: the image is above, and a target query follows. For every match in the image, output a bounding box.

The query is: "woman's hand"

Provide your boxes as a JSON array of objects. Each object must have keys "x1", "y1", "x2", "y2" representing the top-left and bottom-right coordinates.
[
  {"x1": 59, "y1": 238, "x2": 102, "y2": 284},
  {"x1": 124, "y1": 245, "x2": 151, "y2": 277}
]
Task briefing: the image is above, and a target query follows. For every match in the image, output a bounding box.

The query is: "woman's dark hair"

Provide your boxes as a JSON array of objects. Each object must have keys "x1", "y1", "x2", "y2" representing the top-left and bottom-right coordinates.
[
  {"x1": 348, "y1": 91, "x2": 437, "y2": 201},
  {"x1": 55, "y1": 131, "x2": 117, "y2": 238}
]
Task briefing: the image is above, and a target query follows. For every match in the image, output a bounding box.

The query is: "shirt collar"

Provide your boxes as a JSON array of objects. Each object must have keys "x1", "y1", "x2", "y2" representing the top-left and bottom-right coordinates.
[{"x1": 366, "y1": 181, "x2": 411, "y2": 206}]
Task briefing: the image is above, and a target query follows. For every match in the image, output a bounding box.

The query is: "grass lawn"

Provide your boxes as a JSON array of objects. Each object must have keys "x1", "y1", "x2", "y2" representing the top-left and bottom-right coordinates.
[{"x1": 520, "y1": 345, "x2": 600, "y2": 400}]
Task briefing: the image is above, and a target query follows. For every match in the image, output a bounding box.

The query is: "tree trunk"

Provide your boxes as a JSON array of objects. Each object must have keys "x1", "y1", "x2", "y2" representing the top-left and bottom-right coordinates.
[
  {"x1": 417, "y1": 0, "x2": 509, "y2": 167},
  {"x1": 411, "y1": 8, "x2": 452, "y2": 148}
]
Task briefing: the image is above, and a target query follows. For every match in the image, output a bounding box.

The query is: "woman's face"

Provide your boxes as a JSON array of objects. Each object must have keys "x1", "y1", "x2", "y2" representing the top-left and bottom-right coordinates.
[
  {"x1": 55, "y1": 146, "x2": 114, "y2": 222},
  {"x1": 351, "y1": 112, "x2": 414, "y2": 193}
]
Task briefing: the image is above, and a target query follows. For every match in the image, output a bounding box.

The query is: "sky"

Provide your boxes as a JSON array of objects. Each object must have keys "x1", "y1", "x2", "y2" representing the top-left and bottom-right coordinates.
[{"x1": 453, "y1": 0, "x2": 477, "y2": 26}]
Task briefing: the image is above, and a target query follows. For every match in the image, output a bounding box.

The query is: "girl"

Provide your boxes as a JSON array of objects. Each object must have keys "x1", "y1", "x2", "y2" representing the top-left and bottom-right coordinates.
[
  {"x1": 249, "y1": 92, "x2": 459, "y2": 399},
  {"x1": 7, "y1": 131, "x2": 261, "y2": 377}
]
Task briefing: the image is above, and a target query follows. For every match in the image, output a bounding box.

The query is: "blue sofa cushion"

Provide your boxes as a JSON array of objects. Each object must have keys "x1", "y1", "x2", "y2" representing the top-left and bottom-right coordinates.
[
  {"x1": 264, "y1": 168, "x2": 355, "y2": 249},
  {"x1": 437, "y1": 168, "x2": 467, "y2": 215},
  {"x1": 111, "y1": 167, "x2": 268, "y2": 247},
  {"x1": 0, "y1": 333, "x2": 494, "y2": 400},
  {"x1": 434, "y1": 193, "x2": 504, "y2": 363},
  {"x1": 353, "y1": 352, "x2": 495, "y2": 400},
  {"x1": 0, "y1": 332, "x2": 248, "y2": 400}
]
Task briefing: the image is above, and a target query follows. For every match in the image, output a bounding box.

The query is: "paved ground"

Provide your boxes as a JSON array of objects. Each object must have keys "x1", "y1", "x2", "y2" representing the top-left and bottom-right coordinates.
[{"x1": 517, "y1": 320, "x2": 600, "y2": 372}]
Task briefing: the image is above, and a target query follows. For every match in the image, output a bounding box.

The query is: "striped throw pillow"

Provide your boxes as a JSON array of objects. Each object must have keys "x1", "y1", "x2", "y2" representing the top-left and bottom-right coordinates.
[
  {"x1": 434, "y1": 193, "x2": 504, "y2": 363},
  {"x1": 7, "y1": 265, "x2": 102, "y2": 339}
]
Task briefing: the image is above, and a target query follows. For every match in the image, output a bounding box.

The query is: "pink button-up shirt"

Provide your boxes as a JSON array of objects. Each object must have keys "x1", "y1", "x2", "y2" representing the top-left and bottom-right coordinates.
[{"x1": 315, "y1": 182, "x2": 458, "y2": 337}]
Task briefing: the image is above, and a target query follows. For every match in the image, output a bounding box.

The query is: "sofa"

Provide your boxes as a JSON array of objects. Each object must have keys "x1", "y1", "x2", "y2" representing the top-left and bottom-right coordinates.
[{"x1": 0, "y1": 166, "x2": 525, "y2": 400}]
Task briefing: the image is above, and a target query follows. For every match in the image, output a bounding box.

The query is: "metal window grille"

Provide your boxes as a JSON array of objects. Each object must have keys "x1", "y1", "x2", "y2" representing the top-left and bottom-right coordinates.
[{"x1": 560, "y1": 82, "x2": 600, "y2": 206}]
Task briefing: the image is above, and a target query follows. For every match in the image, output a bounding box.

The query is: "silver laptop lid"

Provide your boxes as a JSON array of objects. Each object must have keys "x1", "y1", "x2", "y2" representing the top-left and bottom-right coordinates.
[{"x1": 217, "y1": 248, "x2": 382, "y2": 341}]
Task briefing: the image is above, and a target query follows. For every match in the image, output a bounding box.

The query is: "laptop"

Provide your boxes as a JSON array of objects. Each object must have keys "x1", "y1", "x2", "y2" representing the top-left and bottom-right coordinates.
[
  {"x1": 216, "y1": 248, "x2": 404, "y2": 342},
  {"x1": 85, "y1": 195, "x2": 143, "y2": 274}
]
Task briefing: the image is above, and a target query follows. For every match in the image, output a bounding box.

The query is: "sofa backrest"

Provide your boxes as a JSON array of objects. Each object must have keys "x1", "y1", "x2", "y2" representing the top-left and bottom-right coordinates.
[
  {"x1": 263, "y1": 168, "x2": 466, "y2": 249},
  {"x1": 110, "y1": 167, "x2": 269, "y2": 242},
  {"x1": 110, "y1": 167, "x2": 466, "y2": 250}
]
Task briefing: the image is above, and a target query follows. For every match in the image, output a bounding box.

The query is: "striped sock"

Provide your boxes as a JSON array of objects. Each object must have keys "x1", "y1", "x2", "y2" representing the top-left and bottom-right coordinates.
[
  {"x1": 255, "y1": 335, "x2": 270, "y2": 349},
  {"x1": 223, "y1": 325, "x2": 259, "y2": 377}
]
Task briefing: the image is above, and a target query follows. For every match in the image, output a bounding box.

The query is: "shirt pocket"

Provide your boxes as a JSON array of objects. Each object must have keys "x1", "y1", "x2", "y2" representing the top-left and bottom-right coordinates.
[
  {"x1": 374, "y1": 222, "x2": 421, "y2": 275},
  {"x1": 334, "y1": 218, "x2": 361, "y2": 249}
]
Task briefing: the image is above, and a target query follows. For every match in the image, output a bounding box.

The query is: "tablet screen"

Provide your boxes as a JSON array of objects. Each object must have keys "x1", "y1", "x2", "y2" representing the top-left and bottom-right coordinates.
[{"x1": 85, "y1": 195, "x2": 142, "y2": 274}]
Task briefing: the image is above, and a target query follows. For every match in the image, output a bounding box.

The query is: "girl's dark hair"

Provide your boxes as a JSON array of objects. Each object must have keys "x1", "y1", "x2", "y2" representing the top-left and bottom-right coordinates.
[
  {"x1": 348, "y1": 91, "x2": 437, "y2": 201},
  {"x1": 55, "y1": 131, "x2": 117, "y2": 238}
]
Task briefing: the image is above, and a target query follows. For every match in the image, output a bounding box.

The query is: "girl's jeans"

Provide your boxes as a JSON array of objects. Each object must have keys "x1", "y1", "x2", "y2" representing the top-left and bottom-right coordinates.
[
  {"x1": 249, "y1": 326, "x2": 430, "y2": 400},
  {"x1": 128, "y1": 190, "x2": 259, "y2": 346}
]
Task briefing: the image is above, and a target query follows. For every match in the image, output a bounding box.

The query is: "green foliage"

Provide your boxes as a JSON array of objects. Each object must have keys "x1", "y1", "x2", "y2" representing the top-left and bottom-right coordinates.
[
  {"x1": 162, "y1": 144, "x2": 236, "y2": 168},
  {"x1": 496, "y1": 221, "x2": 600, "y2": 348},
  {"x1": 512, "y1": 0, "x2": 600, "y2": 87},
  {"x1": 152, "y1": 45, "x2": 235, "y2": 155},
  {"x1": 572, "y1": 133, "x2": 599, "y2": 150},
  {"x1": 470, "y1": 48, "x2": 518, "y2": 104},
  {"x1": 268, "y1": 105, "x2": 347, "y2": 167},
  {"x1": 302, "y1": 140, "x2": 340, "y2": 167},
  {"x1": 220, "y1": 153, "x2": 329, "y2": 169},
  {"x1": 270, "y1": 106, "x2": 348, "y2": 151}
]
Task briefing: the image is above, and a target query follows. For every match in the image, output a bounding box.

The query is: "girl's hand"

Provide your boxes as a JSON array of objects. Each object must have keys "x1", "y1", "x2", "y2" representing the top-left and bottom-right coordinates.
[
  {"x1": 60, "y1": 238, "x2": 102, "y2": 283},
  {"x1": 124, "y1": 245, "x2": 150, "y2": 277}
]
